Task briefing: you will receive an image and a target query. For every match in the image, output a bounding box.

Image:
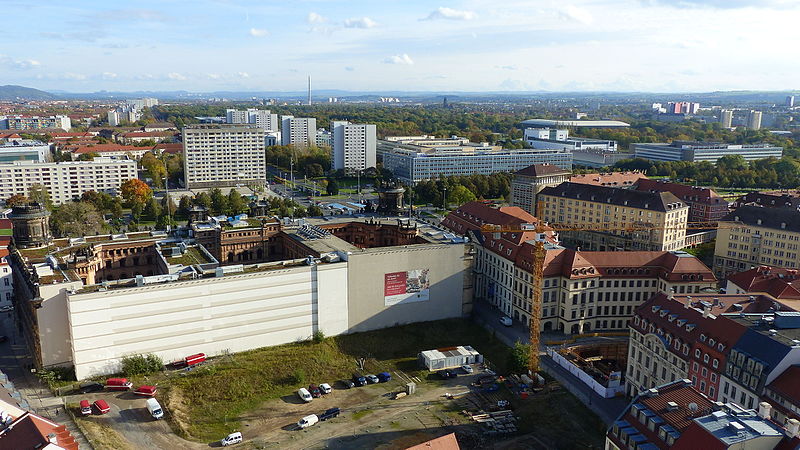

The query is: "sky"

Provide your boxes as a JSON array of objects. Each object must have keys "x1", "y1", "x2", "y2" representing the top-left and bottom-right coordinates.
[{"x1": 1, "y1": 0, "x2": 799, "y2": 93}]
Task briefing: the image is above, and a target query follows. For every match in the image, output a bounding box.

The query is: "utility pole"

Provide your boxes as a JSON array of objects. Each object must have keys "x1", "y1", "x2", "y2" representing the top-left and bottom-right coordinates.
[
  {"x1": 442, "y1": 185, "x2": 447, "y2": 211},
  {"x1": 357, "y1": 170, "x2": 361, "y2": 204},
  {"x1": 290, "y1": 158, "x2": 294, "y2": 202}
]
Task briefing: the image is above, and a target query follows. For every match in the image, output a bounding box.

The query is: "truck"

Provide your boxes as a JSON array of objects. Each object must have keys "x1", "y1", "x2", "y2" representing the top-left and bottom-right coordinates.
[
  {"x1": 105, "y1": 378, "x2": 133, "y2": 391},
  {"x1": 297, "y1": 414, "x2": 319, "y2": 429},
  {"x1": 146, "y1": 398, "x2": 164, "y2": 420}
]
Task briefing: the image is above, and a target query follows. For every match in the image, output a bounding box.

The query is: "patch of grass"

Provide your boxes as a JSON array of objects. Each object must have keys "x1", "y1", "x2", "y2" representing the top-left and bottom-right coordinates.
[
  {"x1": 351, "y1": 409, "x2": 374, "y2": 420},
  {"x1": 513, "y1": 390, "x2": 606, "y2": 448},
  {"x1": 163, "y1": 318, "x2": 509, "y2": 441},
  {"x1": 75, "y1": 416, "x2": 135, "y2": 450}
]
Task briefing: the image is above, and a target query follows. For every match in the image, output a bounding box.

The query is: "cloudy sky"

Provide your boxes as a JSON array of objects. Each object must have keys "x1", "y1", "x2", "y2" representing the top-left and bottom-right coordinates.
[{"x1": 1, "y1": 0, "x2": 798, "y2": 93}]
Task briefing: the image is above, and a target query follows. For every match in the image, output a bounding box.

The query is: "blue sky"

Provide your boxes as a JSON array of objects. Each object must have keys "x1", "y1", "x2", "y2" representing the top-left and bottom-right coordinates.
[{"x1": 1, "y1": 0, "x2": 798, "y2": 93}]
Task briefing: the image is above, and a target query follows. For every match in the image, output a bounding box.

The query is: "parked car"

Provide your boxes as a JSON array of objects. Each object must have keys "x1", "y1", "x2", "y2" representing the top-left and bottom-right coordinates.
[
  {"x1": 365, "y1": 374, "x2": 379, "y2": 384},
  {"x1": 352, "y1": 373, "x2": 367, "y2": 387},
  {"x1": 499, "y1": 316, "x2": 513, "y2": 326},
  {"x1": 79, "y1": 400, "x2": 91, "y2": 416},
  {"x1": 297, "y1": 388, "x2": 313, "y2": 403},
  {"x1": 319, "y1": 383, "x2": 332, "y2": 394},
  {"x1": 437, "y1": 369, "x2": 457, "y2": 379},
  {"x1": 134, "y1": 385, "x2": 157, "y2": 397},
  {"x1": 308, "y1": 384, "x2": 322, "y2": 398},
  {"x1": 77, "y1": 382, "x2": 103, "y2": 394},
  {"x1": 146, "y1": 398, "x2": 164, "y2": 420},
  {"x1": 220, "y1": 432, "x2": 243, "y2": 446},
  {"x1": 340, "y1": 379, "x2": 355, "y2": 389},
  {"x1": 319, "y1": 407, "x2": 340, "y2": 421},
  {"x1": 93, "y1": 399, "x2": 110, "y2": 415},
  {"x1": 377, "y1": 372, "x2": 392, "y2": 383},
  {"x1": 297, "y1": 414, "x2": 319, "y2": 429},
  {"x1": 461, "y1": 365, "x2": 474, "y2": 374}
]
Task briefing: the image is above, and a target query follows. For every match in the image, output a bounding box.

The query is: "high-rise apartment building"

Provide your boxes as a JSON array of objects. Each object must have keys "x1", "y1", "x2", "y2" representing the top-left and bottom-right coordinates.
[
  {"x1": 182, "y1": 124, "x2": 266, "y2": 188},
  {"x1": 720, "y1": 109, "x2": 733, "y2": 128},
  {"x1": 225, "y1": 109, "x2": 278, "y2": 131},
  {"x1": 127, "y1": 98, "x2": 158, "y2": 109},
  {"x1": 280, "y1": 116, "x2": 316, "y2": 147},
  {"x1": 787, "y1": 96, "x2": 795, "y2": 108},
  {"x1": 747, "y1": 110, "x2": 763, "y2": 130},
  {"x1": 0, "y1": 157, "x2": 137, "y2": 204},
  {"x1": 331, "y1": 121, "x2": 377, "y2": 172}
]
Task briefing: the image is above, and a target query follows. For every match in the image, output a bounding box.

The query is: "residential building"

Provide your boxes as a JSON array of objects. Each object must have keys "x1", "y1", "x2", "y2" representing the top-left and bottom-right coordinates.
[
  {"x1": 509, "y1": 164, "x2": 571, "y2": 215},
  {"x1": 720, "y1": 110, "x2": 733, "y2": 128},
  {"x1": 225, "y1": 108, "x2": 279, "y2": 131},
  {"x1": 539, "y1": 182, "x2": 690, "y2": 251},
  {"x1": 127, "y1": 98, "x2": 158, "y2": 109},
  {"x1": 788, "y1": 96, "x2": 795, "y2": 108},
  {"x1": 118, "y1": 131, "x2": 176, "y2": 144},
  {"x1": 316, "y1": 128, "x2": 331, "y2": 147},
  {"x1": 737, "y1": 191, "x2": 800, "y2": 211},
  {"x1": 69, "y1": 144, "x2": 152, "y2": 160},
  {"x1": 331, "y1": 121, "x2": 377, "y2": 172},
  {"x1": 143, "y1": 122, "x2": 176, "y2": 132},
  {"x1": 182, "y1": 124, "x2": 266, "y2": 188},
  {"x1": 748, "y1": 111, "x2": 763, "y2": 130},
  {"x1": 633, "y1": 141, "x2": 782, "y2": 163},
  {"x1": 442, "y1": 200, "x2": 553, "y2": 239},
  {"x1": 0, "y1": 115, "x2": 71, "y2": 131},
  {"x1": 378, "y1": 139, "x2": 572, "y2": 184},
  {"x1": 0, "y1": 248, "x2": 13, "y2": 308},
  {"x1": 8, "y1": 216, "x2": 469, "y2": 379},
  {"x1": 107, "y1": 110, "x2": 120, "y2": 126},
  {"x1": 0, "y1": 393, "x2": 79, "y2": 450},
  {"x1": 0, "y1": 136, "x2": 49, "y2": 163},
  {"x1": 763, "y1": 365, "x2": 800, "y2": 425},
  {"x1": 606, "y1": 379, "x2": 797, "y2": 450},
  {"x1": 634, "y1": 179, "x2": 730, "y2": 222},
  {"x1": 726, "y1": 266, "x2": 800, "y2": 304},
  {"x1": 0, "y1": 157, "x2": 137, "y2": 205},
  {"x1": 568, "y1": 171, "x2": 647, "y2": 189},
  {"x1": 280, "y1": 116, "x2": 316, "y2": 147},
  {"x1": 713, "y1": 205, "x2": 800, "y2": 279}
]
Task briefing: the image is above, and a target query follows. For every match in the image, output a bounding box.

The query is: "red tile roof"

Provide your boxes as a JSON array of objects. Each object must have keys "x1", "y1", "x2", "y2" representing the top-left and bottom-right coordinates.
[
  {"x1": 71, "y1": 144, "x2": 151, "y2": 154},
  {"x1": 154, "y1": 143, "x2": 182, "y2": 154},
  {"x1": 0, "y1": 411, "x2": 79, "y2": 450},
  {"x1": 635, "y1": 179, "x2": 726, "y2": 205},
  {"x1": 569, "y1": 171, "x2": 647, "y2": 187},
  {"x1": 728, "y1": 266, "x2": 800, "y2": 301},
  {"x1": 768, "y1": 366, "x2": 800, "y2": 411},
  {"x1": 442, "y1": 201, "x2": 549, "y2": 236},
  {"x1": 0, "y1": 133, "x2": 21, "y2": 140},
  {"x1": 640, "y1": 383, "x2": 715, "y2": 431},
  {"x1": 514, "y1": 163, "x2": 571, "y2": 178},
  {"x1": 49, "y1": 132, "x2": 93, "y2": 140}
]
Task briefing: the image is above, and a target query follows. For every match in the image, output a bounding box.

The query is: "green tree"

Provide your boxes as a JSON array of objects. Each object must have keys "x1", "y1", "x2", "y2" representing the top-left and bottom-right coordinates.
[
  {"x1": 178, "y1": 195, "x2": 193, "y2": 217},
  {"x1": 143, "y1": 197, "x2": 162, "y2": 220},
  {"x1": 227, "y1": 189, "x2": 247, "y2": 216},
  {"x1": 448, "y1": 185, "x2": 477, "y2": 207},
  {"x1": 293, "y1": 205, "x2": 307, "y2": 218},
  {"x1": 193, "y1": 192, "x2": 212, "y2": 210},
  {"x1": 209, "y1": 188, "x2": 228, "y2": 216},
  {"x1": 507, "y1": 342, "x2": 530, "y2": 374},
  {"x1": 326, "y1": 179, "x2": 339, "y2": 196},
  {"x1": 77, "y1": 152, "x2": 100, "y2": 161},
  {"x1": 50, "y1": 202, "x2": 105, "y2": 237},
  {"x1": 308, "y1": 205, "x2": 323, "y2": 216},
  {"x1": 28, "y1": 184, "x2": 52, "y2": 209}
]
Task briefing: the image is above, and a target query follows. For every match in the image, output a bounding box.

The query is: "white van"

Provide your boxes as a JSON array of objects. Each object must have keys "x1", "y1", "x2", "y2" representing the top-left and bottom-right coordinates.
[
  {"x1": 221, "y1": 432, "x2": 242, "y2": 446},
  {"x1": 145, "y1": 398, "x2": 164, "y2": 420},
  {"x1": 297, "y1": 387, "x2": 313, "y2": 403},
  {"x1": 297, "y1": 414, "x2": 319, "y2": 429}
]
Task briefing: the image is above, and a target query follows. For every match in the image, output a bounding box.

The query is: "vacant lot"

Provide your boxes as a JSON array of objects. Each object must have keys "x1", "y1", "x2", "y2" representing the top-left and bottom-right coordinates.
[{"x1": 161, "y1": 319, "x2": 511, "y2": 441}]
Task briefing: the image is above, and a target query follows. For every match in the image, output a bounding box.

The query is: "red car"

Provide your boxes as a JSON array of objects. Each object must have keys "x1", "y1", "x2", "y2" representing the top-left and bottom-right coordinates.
[
  {"x1": 105, "y1": 378, "x2": 132, "y2": 391},
  {"x1": 93, "y1": 399, "x2": 110, "y2": 415},
  {"x1": 134, "y1": 385, "x2": 157, "y2": 397},
  {"x1": 308, "y1": 384, "x2": 322, "y2": 398},
  {"x1": 79, "y1": 400, "x2": 91, "y2": 416}
]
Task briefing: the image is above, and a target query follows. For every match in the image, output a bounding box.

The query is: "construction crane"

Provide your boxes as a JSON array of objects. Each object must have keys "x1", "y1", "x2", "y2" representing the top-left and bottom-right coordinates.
[{"x1": 479, "y1": 220, "x2": 737, "y2": 376}]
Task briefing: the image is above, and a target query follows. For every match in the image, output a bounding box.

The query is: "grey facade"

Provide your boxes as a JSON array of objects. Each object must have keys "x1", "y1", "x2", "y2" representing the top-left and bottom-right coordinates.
[{"x1": 633, "y1": 141, "x2": 783, "y2": 163}]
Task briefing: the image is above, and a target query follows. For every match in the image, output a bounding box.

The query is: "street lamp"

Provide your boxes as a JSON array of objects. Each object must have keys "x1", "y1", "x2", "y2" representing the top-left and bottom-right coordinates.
[{"x1": 442, "y1": 185, "x2": 447, "y2": 211}]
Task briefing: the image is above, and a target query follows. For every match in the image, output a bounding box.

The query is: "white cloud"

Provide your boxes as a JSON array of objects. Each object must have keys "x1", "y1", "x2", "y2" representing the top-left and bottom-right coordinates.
[
  {"x1": 63, "y1": 72, "x2": 87, "y2": 80},
  {"x1": 496, "y1": 65, "x2": 518, "y2": 70},
  {"x1": 101, "y1": 72, "x2": 117, "y2": 79},
  {"x1": 383, "y1": 54, "x2": 414, "y2": 65},
  {"x1": 249, "y1": 28, "x2": 269, "y2": 37},
  {"x1": 344, "y1": 66, "x2": 355, "y2": 71},
  {"x1": 207, "y1": 73, "x2": 221, "y2": 79},
  {"x1": 343, "y1": 17, "x2": 377, "y2": 28},
  {"x1": 0, "y1": 55, "x2": 40, "y2": 70},
  {"x1": 558, "y1": 5, "x2": 594, "y2": 25},
  {"x1": 237, "y1": 72, "x2": 250, "y2": 78},
  {"x1": 167, "y1": 72, "x2": 187, "y2": 81},
  {"x1": 424, "y1": 7, "x2": 478, "y2": 21},
  {"x1": 307, "y1": 12, "x2": 327, "y2": 24}
]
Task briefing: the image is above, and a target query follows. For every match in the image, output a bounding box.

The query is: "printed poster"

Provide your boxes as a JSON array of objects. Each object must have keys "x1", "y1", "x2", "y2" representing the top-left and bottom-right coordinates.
[{"x1": 384, "y1": 268, "x2": 430, "y2": 306}]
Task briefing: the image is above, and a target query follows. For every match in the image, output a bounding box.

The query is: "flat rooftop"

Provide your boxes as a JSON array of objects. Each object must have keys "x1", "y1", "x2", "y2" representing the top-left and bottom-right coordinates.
[{"x1": 521, "y1": 119, "x2": 630, "y2": 128}]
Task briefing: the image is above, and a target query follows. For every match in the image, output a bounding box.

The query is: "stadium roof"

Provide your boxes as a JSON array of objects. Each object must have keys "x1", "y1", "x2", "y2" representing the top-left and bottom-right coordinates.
[{"x1": 521, "y1": 119, "x2": 630, "y2": 128}]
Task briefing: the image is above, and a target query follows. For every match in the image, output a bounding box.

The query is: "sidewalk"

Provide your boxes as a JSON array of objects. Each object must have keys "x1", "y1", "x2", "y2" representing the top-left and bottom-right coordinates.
[{"x1": 0, "y1": 314, "x2": 92, "y2": 449}]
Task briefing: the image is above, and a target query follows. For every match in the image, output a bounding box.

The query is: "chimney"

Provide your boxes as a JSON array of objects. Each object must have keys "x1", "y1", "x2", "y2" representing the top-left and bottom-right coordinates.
[
  {"x1": 47, "y1": 433, "x2": 57, "y2": 444},
  {"x1": 786, "y1": 419, "x2": 800, "y2": 438},
  {"x1": 703, "y1": 306, "x2": 711, "y2": 318},
  {"x1": 758, "y1": 402, "x2": 772, "y2": 419}
]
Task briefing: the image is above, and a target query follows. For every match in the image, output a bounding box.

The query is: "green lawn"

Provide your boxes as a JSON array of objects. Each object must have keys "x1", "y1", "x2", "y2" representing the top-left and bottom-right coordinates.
[{"x1": 161, "y1": 319, "x2": 511, "y2": 441}]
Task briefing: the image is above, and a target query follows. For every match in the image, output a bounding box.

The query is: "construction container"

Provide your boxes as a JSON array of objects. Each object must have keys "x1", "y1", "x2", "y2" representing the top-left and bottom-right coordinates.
[{"x1": 418, "y1": 346, "x2": 483, "y2": 370}]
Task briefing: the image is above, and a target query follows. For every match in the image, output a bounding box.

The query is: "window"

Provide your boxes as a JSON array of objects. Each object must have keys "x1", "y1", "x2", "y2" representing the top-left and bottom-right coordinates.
[
  {"x1": 695, "y1": 349, "x2": 701, "y2": 358},
  {"x1": 713, "y1": 359, "x2": 719, "y2": 369}
]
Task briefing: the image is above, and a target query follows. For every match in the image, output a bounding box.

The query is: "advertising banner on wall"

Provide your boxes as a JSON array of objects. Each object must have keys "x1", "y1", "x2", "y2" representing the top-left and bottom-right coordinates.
[{"x1": 384, "y1": 268, "x2": 430, "y2": 306}]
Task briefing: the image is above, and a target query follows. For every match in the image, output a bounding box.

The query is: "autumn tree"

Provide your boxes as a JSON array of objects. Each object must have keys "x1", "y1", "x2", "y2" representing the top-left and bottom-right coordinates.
[
  {"x1": 120, "y1": 179, "x2": 153, "y2": 210},
  {"x1": 4, "y1": 194, "x2": 27, "y2": 207},
  {"x1": 50, "y1": 202, "x2": 105, "y2": 237},
  {"x1": 140, "y1": 152, "x2": 167, "y2": 188}
]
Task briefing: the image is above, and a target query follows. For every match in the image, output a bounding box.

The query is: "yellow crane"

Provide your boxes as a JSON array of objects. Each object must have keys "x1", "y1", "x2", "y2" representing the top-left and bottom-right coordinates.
[{"x1": 480, "y1": 220, "x2": 735, "y2": 376}]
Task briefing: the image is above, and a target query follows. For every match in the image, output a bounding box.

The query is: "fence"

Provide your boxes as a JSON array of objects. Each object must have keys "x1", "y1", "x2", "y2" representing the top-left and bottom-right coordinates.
[{"x1": 546, "y1": 347, "x2": 625, "y2": 399}]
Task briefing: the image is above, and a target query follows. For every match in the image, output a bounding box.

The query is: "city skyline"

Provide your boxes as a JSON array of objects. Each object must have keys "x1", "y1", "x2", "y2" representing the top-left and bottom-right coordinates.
[{"x1": 2, "y1": 0, "x2": 799, "y2": 93}]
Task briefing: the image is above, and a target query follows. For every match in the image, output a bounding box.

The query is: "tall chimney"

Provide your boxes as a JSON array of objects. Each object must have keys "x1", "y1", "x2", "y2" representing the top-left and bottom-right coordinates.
[
  {"x1": 758, "y1": 402, "x2": 772, "y2": 419},
  {"x1": 786, "y1": 419, "x2": 800, "y2": 438},
  {"x1": 307, "y1": 75, "x2": 312, "y2": 106}
]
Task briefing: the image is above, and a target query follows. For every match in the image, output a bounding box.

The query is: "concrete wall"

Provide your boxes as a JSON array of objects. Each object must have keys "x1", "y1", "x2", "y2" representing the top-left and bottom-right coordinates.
[
  {"x1": 346, "y1": 244, "x2": 466, "y2": 332},
  {"x1": 39, "y1": 281, "x2": 83, "y2": 368},
  {"x1": 65, "y1": 263, "x2": 348, "y2": 379}
]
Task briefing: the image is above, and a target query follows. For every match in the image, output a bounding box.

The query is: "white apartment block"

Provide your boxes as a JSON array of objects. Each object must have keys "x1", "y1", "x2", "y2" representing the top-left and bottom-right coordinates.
[
  {"x1": 182, "y1": 124, "x2": 266, "y2": 188},
  {"x1": 226, "y1": 109, "x2": 278, "y2": 131},
  {"x1": 107, "y1": 110, "x2": 120, "y2": 127},
  {"x1": 331, "y1": 121, "x2": 377, "y2": 172},
  {"x1": 280, "y1": 116, "x2": 316, "y2": 147},
  {"x1": 127, "y1": 98, "x2": 158, "y2": 109},
  {"x1": 0, "y1": 158, "x2": 137, "y2": 205},
  {"x1": 1, "y1": 115, "x2": 71, "y2": 132},
  {"x1": 0, "y1": 252, "x2": 13, "y2": 308}
]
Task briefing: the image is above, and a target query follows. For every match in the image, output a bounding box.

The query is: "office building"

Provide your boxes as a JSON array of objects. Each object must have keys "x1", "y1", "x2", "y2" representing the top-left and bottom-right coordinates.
[
  {"x1": 539, "y1": 182, "x2": 689, "y2": 251},
  {"x1": 69, "y1": 143, "x2": 151, "y2": 160},
  {"x1": 748, "y1": 111, "x2": 763, "y2": 130},
  {"x1": 607, "y1": 379, "x2": 798, "y2": 450},
  {"x1": 713, "y1": 205, "x2": 800, "y2": 279},
  {"x1": 787, "y1": 96, "x2": 795, "y2": 108},
  {"x1": 0, "y1": 158, "x2": 137, "y2": 205},
  {"x1": 510, "y1": 164, "x2": 571, "y2": 215},
  {"x1": 8, "y1": 215, "x2": 469, "y2": 379},
  {"x1": 225, "y1": 108, "x2": 279, "y2": 131},
  {"x1": 331, "y1": 121, "x2": 377, "y2": 172},
  {"x1": 633, "y1": 141, "x2": 782, "y2": 163},
  {"x1": 379, "y1": 140, "x2": 571, "y2": 184},
  {"x1": 0, "y1": 135, "x2": 49, "y2": 163},
  {"x1": 634, "y1": 179, "x2": 729, "y2": 222},
  {"x1": 523, "y1": 127, "x2": 621, "y2": 168},
  {"x1": 182, "y1": 124, "x2": 266, "y2": 188},
  {"x1": 280, "y1": 116, "x2": 316, "y2": 147},
  {"x1": 720, "y1": 109, "x2": 733, "y2": 128},
  {"x1": 0, "y1": 115, "x2": 71, "y2": 131}
]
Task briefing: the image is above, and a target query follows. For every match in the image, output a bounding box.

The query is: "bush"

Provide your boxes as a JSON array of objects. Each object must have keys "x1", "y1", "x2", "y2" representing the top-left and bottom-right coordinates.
[
  {"x1": 507, "y1": 342, "x2": 530, "y2": 374},
  {"x1": 121, "y1": 353, "x2": 164, "y2": 376},
  {"x1": 312, "y1": 330, "x2": 325, "y2": 343}
]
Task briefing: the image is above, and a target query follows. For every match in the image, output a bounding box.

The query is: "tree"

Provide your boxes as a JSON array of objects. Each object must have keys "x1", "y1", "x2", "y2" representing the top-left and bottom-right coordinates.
[
  {"x1": 507, "y1": 342, "x2": 530, "y2": 374},
  {"x1": 305, "y1": 163, "x2": 324, "y2": 178},
  {"x1": 143, "y1": 197, "x2": 162, "y2": 220},
  {"x1": 293, "y1": 205, "x2": 307, "y2": 218},
  {"x1": 326, "y1": 179, "x2": 339, "y2": 196},
  {"x1": 81, "y1": 190, "x2": 113, "y2": 213},
  {"x1": 193, "y1": 192, "x2": 212, "y2": 210},
  {"x1": 77, "y1": 152, "x2": 100, "y2": 161},
  {"x1": 120, "y1": 179, "x2": 152, "y2": 209},
  {"x1": 4, "y1": 194, "x2": 27, "y2": 207},
  {"x1": 209, "y1": 188, "x2": 228, "y2": 216},
  {"x1": 226, "y1": 189, "x2": 247, "y2": 216},
  {"x1": 448, "y1": 184, "x2": 477, "y2": 207},
  {"x1": 160, "y1": 195, "x2": 177, "y2": 218},
  {"x1": 140, "y1": 152, "x2": 167, "y2": 188},
  {"x1": 308, "y1": 205, "x2": 323, "y2": 217},
  {"x1": 110, "y1": 198, "x2": 123, "y2": 220},
  {"x1": 178, "y1": 195, "x2": 193, "y2": 217},
  {"x1": 28, "y1": 184, "x2": 52, "y2": 209},
  {"x1": 50, "y1": 202, "x2": 105, "y2": 237}
]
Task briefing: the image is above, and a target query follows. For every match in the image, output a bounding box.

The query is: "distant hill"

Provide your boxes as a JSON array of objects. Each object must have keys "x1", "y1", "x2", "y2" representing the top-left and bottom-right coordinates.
[{"x1": 0, "y1": 85, "x2": 57, "y2": 101}]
